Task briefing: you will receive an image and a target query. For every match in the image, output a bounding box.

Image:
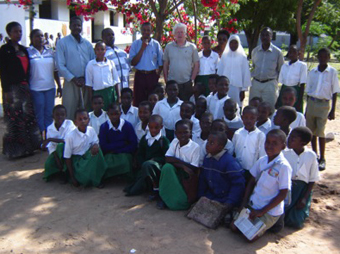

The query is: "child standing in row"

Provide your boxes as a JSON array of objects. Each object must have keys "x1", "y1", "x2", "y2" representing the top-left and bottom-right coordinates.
[
  {"x1": 148, "y1": 93, "x2": 159, "y2": 112},
  {"x1": 134, "y1": 101, "x2": 152, "y2": 142},
  {"x1": 121, "y1": 88, "x2": 139, "y2": 128},
  {"x1": 273, "y1": 106, "x2": 297, "y2": 136},
  {"x1": 190, "y1": 82, "x2": 207, "y2": 105},
  {"x1": 179, "y1": 101, "x2": 200, "y2": 137},
  {"x1": 208, "y1": 76, "x2": 230, "y2": 119},
  {"x1": 194, "y1": 97, "x2": 207, "y2": 120},
  {"x1": 256, "y1": 102, "x2": 272, "y2": 135},
  {"x1": 89, "y1": 95, "x2": 109, "y2": 135},
  {"x1": 192, "y1": 112, "x2": 213, "y2": 147},
  {"x1": 223, "y1": 99, "x2": 243, "y2": 138}
]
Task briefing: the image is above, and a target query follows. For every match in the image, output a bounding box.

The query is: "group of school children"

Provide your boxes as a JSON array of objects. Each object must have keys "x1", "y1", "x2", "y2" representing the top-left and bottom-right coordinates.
[{"x1": 42, "y1": 45, "x2": 339, "y2": 242}]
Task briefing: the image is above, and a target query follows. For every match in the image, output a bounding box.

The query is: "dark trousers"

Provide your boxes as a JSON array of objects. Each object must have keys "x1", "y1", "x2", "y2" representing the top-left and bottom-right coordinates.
[
  {"x1": 178, "y1": 80, "x2": 193, "y2": 102},
  {"x1": 133, "y1": 70, "x2": 159, "y2": 107}
]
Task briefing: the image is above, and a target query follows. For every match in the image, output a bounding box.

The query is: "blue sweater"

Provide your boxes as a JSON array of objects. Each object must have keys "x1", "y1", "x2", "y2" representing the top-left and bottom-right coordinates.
[
  {"x1": 99, "y1": 120, "x2": 138, "y2": 154},
  {"x1": 198, "y1": 151, "x2": 245, "y2": 206}
]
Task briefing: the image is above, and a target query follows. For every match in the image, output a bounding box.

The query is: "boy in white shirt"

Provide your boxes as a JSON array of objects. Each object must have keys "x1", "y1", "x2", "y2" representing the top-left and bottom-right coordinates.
[
  {"x1": 134, "y1": 101, "x2": 152, "y2": 142},
  {"x1": 120, "y1": 88, "x2": 139, "y2": 128},
  {"x1": 206, "y1": 74, "x2": 218, "y2": 106},
  {"x1": 208, "y1": 76, "x2": 230, "y2": 119},
  {"x1": 192, "y1": 112, "x2": 213, "y2": 147},
  {"x1": 305, "y1": 48, "x2": 340, "y2": 171},
  {"x1": 178, "y1": 101, "x2": 200, "y2": 137},
  {"x1": 232, "y1": 106, "x2": 266, "y2": 180},
  {"x1": 277, "y1": 45, "x2": 307, "y2": 112},
  {"x1": 231, "y1": 129, "x2": 292, "y2": 241},
  {"x1": 189, "y1": 82, "x2": 207, "y2": 105},
  {"x1": 86, "y1": 41, "x2": 120, "y2": 110},
  {"x1": 223, "y1": 99, "x2": 243, "y2": 139},
  {"x1": 89, "y1": 95, "x2": 109, "y2": 135},
  {"x1": 256, "y1": 102, "x2": 272, "y2": 135},
  {"x1": 283, "y1": 127, "x2": 319, "y2": 229}
]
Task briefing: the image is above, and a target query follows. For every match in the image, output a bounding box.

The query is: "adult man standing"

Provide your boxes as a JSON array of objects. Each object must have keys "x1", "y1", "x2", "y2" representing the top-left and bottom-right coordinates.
[
  {"x1": 163, "y1": 23, "x2": 199, "y2": 101},
  {"x1": 102, "y1": 28, "x2": 130, "y2": 97},
  {"x1": 129, "y1": 22, "x2": 163, "y2": 106},
  {"x1": 249, "y1": 27, "x2": 284, "y2": 112},
  {"x1": 56, "y1": 16, "x2": 95, "y2": 119}
]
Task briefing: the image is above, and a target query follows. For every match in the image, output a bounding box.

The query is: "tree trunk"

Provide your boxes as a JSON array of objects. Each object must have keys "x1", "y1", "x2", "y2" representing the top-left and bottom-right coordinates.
[
  {"x1": 154, "y1": 15, "x2": 166, "y2": 43},
  {"x1": 244, "y1": 27, "x2": 260, "y2": 59},
  {"x1": 289, "y1": 32, "x2": 298, "y2": 46}
]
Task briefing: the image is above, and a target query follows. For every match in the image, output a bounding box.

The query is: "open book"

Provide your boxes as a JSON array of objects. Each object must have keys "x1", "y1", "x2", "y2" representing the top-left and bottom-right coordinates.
[{"x1": 234, "y1": 208, "x2": 266, "y2": 240}]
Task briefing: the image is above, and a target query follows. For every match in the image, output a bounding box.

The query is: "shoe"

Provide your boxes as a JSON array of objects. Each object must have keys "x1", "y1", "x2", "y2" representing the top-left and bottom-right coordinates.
[
  {"x1": 318, "y1": 158, "x2": 326, "y2": 171},
  {"x1": 156, "y1": 199, "x2": 167, "y2": 210}
]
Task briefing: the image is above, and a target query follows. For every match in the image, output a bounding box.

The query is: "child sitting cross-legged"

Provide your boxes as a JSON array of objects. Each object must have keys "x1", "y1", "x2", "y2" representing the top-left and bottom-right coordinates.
[
  {"x1": 231, "y1": 129, "x2": 292, "y2": 242},
  {"x1": 198, "y1": 132, "x2": 245, "y2": 213},
  {"x1": 89, "y1": 95, "x2": 109, "y2": 135},
  {"x1": 273, "y1": 106, "x2": 297, "y2": 136},
  {"x1": 99, "y1": 103, "x2": 138, "y2": 179},
  {"x1": 256, "y1": 102, "x2": 272, "y2": 135},
  {"x1": 43, "y1": 105, "x2": 76, "y2": 182},
  {"x1": 223, "y1": 99, "x2": 243, "y2": 139},
  {"x1": 193, "y1": 112, "x2": 213, "y2": 147},
  {"x1": 124, "y1": 115, "x2": 170, "y2": 197},
  {"x1": 158, "y1": 119, "x2": 201, "y2": 210},
  {"x1": 64, "y1": 109, "x2": 107, "y2": 187},
  {"x1": 135, "y1": 101, "x2": 152, "y2": 142},
  {"x1": 283, "y1": 127, "x2": 319, "y2": 229}
]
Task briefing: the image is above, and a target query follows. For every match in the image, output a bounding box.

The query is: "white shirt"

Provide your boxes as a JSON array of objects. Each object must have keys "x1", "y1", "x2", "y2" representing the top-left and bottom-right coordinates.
[
  {"x1": 192, "y1": 130, "x2": 205, "y2": 148},
  {"x1": 46, "y1": 119, "x2": 76, "y2": 154},
  {"x1": 153, "y1": 98, "x2": 183, "y2": 130},
  {"x1": 208, "y1": 93, "x2": 230, "y2": 120},
  {"x1": 257, "y1": 119, "x2": 272, "y2": 135},
  {"x1": 199, "y1": 139, "x2": 234, "y2": 166},
  {"x1": 107, "y1": 118, "x2": 125, "y2": 131},
  {"x1": 250, "y1": 152, "x2": 292, "y2": 216},
  {"x1": 283, "y1": 148, "x2": 319, "y2": 184},
  {"x1": 135, "y1": 121, "x2": 149, "y2": 142},
  {"x1": 165, "y1": 138, "x2": 200, "y2": 167},
  {"x1": 222, "y1": 115, "x2": 244, "y2": 130},
  {"x1": 271, "y1": 110, "x2": 306, "y2": 130},
  {"x1": 189, "y1": 94, "x2": 206, "y2": 105},
  {"x1": 121, "y1": 105, "x2": 139, "y2": 128},
  {"x1": 64, "y1": 126, "x2": 99, "y2": 158},
  {"x1": 89, "y1": 110, "x2": 109, "y2": 135},
  {"x1": 145, "y1": 131, "x2": 162, "y2": 146},
  {"x1": 279, "y1": 60, "x2": 307, "y2": 86},
  {"x1": 198, "y1": 50, "x2": 219, "y2": 75},
  {"x1": 85, "y1": 58, "x2": 120, "y2": 91},
  {"x1": 306, "y1": 66, "x2": 340, "y2": 100},
  {"x1": 232, "y1": 127, "x2": 266, "y2": 170}
]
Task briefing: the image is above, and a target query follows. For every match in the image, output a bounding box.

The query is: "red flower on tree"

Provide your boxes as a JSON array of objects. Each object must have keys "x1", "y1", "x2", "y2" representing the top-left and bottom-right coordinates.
[{"x1": 201, "y1": 0, "x2": 218, "y2": 8}]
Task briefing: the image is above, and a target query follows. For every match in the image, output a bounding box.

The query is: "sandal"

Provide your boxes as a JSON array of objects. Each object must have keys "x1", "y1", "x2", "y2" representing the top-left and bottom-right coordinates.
[{"x1": 318, "y1": 158, "x2": 326, "y2": 171}]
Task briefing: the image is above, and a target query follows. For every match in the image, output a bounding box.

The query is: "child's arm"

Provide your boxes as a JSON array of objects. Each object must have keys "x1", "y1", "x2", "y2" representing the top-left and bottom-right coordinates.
[
  {"x1": 328, "y1": 93, "x2": 337, "y2": 120},
  {"x1": 239, "y1": 176, "x2": 256, "y2": 210},
  {"x1": 65, "y1": 158, "x2": 79, "y2": 187},
  {"x1": 296, "y1": 182, "x2": 314, "y2": 210},
  {"x1": 54, "y1": 70, "x2": 62, "y2": 98},
  {"x1": 90, "y1": 143, "x2": 99, "y2": 156},
  {"x1": 41, "y1": 138, "x2": 64, "y2": 150}
]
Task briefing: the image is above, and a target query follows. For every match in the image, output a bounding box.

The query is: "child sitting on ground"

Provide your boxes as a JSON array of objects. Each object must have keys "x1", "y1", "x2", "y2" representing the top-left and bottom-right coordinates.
[
  {"x1": 273, "y1": 106, "x2": 297, "y2": 136},
  {"x1": 249, "y1": 96, "x2": 263, "y2": 109},
  {"x1": 223, "y1": 99, "x2": 243, "y2": 138},
  {"x1": 159, "y1": 119, "x2": 201, "y2": 210},
  {"x1": 256, "y1": 102, "x2": 272, "y2": 135},
  {"x1": 154, "y1": 82, "x2": 165, "y2": 101},
  {"x1": 195, "y1": 97, "x2": 207, "y2": 120},
  {"x1": 120, "y1": 88, "x2": 139, "y2": 128},
  {"x1": 85, "y1": 41, "x2": 120, "y2": 110},
  {"x1": 208, "y1": 76, "x2": 231, "y2": 120},
  {"x1": 190, "y1": 82, "x2": 207, "y2": 105},
  {"x1": 231, "y1": 129, "x2": 292, "y2": 241},
  {"x1": 135, "y1": 101, "x2": 152, "y2": 142},
  {"x1": 153, "y1": 80, "x2": 183, "y2": 141},
  {"x1": 89, "y1": 95, "x2": 109, "y2": 135},
  {"x1": 124, "y1": 115, "x2": 170, "y2": 196},
  {"x1": 148, "y1": 92, "x2": 159, "y2": 112},
  {"x1": 198, "y1": 132, "x2": 245, "y2": 212},
  {"x1": 192, "y1": 112, "x2": 213, "y2": 147},
  {"x1": 99, "y1": 103, "x2": 138, "y2": 179},
  {"x1": 64, "y1": 109, "x2": 107, "y2": 187},
  {"x1": 283, "y1": 127, "x2": 319, "y2": 229},
  {"x1": 179, "y1": 101, "x2": 200, "y2": 137},
  {"x1": 43, "y1": 105, "x2": 76, "y2": 181},
  {"x1": 232, "y1": 106, "x2": 266, "y2": 180}
]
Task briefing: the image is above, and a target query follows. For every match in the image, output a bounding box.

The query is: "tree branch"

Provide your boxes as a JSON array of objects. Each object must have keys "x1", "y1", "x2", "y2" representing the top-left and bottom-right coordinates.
[
  {"x1": 296, "y1": 0, "x2": 303, "y2": 42},
  {"x1": 304, "y1": 0, "x2": 322, "y2": 37},
  {"x1": 168, "y1": 0, "x2": 185, "y2": 14}
]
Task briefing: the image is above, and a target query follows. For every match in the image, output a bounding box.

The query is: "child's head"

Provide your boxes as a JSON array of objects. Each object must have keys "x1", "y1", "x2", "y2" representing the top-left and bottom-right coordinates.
[
  {"x1": 241, "y1": 106, "x2": 258, "y2": 131},
  {"x1": 249, "y1": 97, "x2": 263, "y2": 109},
  {"x1": 223, "y1": 99, "x2": 238, "y2": 120},
  {"x1": 281, "y1": 87, "x2": 297, "y2": 107},
  {"x1": 148, "y1": 114, "x2": 163, "y2": 137},
  {"x1": 148, "y1": 92, "x2": 159, "y2": 110},
  {"x1": 211, "y1": 119, "x2": 228, "y2": 134},
  {"x1": 208, "y1": 74, "x2": 219, "y2": 94},
  {"x1": 107, "y1": 103, "x2": 121, "y2": 125},
  {"x1": 288, "y1": 45, "x2": 299, "y2": 62},
  {"x1": 165, "y1": 80, "x2": 179, "y2": 101},
  {"x1": 180, "y1": 101, "x2": 195, "y2": 120},
  {"x1": 121, "y1": 88, "x2": 133, "y2": 108},
  {"x1": 317, "y1": 48, "x2": 331, "y2": 65},
  {"x1": 154, "y1": 83, "x2": 165, "y2": 100},
  {"x1": 91, "y1": 94, "x2": 104, "y2": 112},
  {"x1": 199, "y1": 112, "x2": 213, "y2": 134},
  {"x1": 94, "y1": 41, "x2": 106, "y2": 59},
  {"x1": 193, "y1": 82, "x2": 206, "y2": 98},
  {"x1": 195, "y1": 97, "x2": 207, "y2": 120},
  {"x1": 175, "y1": 119, "x2": 193, "y2": 145},
  {"x1": 257, "y1": 102, "x2": 272, "y2": 123},
  {"x1": 287, "y1": 127, "x2": 312, "y2": 151},
  {"x1": 138, "y1": 101, "x2": 152, "y2": 123},
  {"x1": 52, "y1": 105, "x2": 67, "y2": 126},
  {"x1": 265, "y1": 129, "x2": 286, "y2": 159},
  {"x1": 202, "y1": 35, "x2": 212, "y2": 51},
  {"x1": 274, "y1": 106, "x2": 297, "y2": 127},
  {"x1": 216, "y1": 76, "x2": 229, "y2": 97},
  {"x1": 74, "y1": 109, "x2": 89, "y2": 131},
  {"x1": 206, "y1": 132, "x2": 228, "y2": 156}
]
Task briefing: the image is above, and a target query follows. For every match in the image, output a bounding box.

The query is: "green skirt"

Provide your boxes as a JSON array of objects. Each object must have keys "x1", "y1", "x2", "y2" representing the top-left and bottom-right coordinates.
[
  {"x1": 94, "y1": 86, "x2": 117, "y2": 111},
  {"x1": 195, "y1": 75, "x2": 211, "y2": 96},
  {"x1": 104, "y1": 153, "x2": 133, "y2": 179},
  {"x1": 284, "y1": 180, "x2": 312, "y2": 229},
  {"x1": 276, "y1": 84, "x2": 304, "y2": 113},
  {"x1": 71, "y1": 149, "x2": 107, "y2": 187},
  {"x1": 44, "y1": 143, "x2": 65, "y2": 181},
  {"x1": 159, "y1": 163, "x2": 190, "y2": 210}
]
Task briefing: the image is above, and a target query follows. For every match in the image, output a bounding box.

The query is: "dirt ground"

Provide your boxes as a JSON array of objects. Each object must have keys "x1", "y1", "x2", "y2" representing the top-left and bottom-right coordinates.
[{"x1": 0, "y1": 94, "x2": 340, "y2": 254}]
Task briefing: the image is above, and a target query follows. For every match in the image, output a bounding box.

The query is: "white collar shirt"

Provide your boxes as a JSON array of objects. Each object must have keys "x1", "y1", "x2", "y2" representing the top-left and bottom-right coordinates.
[
  {"x1": 46, "y1": 119, "x2": 76, "y2": 154},
  {"x1": 120, "y1": 106, "x2": 139, "y2": 128},
  {"x1": 107, "y1": 118, "x2": 125, "y2": 131},
  {"x1": 283, "y1": 148, "x2": 319, "y2": 184},
  {"x1": 208, "y1": 93, "x2": 230, "y2": 120},
  {"x1": 165, "y1": 138, "x2": 200, "y2": 167},
  {"x1": 232, "y1": 127, "x2": 266, "y2": 170},
  {"x1": 257, "y1": 118, "x2": 272, "y2": 135},
  {"x1": 199, "y1": 139, "x2": 234, "y2": 166},
  {"x1": 135, "y1": 121, "x2": 149, "y2": 142},
  {"x1": 145, "y1": 131, "x2": 162, "y2": 146},
  {"x1": 89, "y1": 110, "x2": 109, "y2": 135},
  {"x1": 189, "y1": 94, "x2": 207, "y2": 105},
  {"x1": 279, "y1": 60, "x2": 307, "y2": 86},
  {"x1": 152, "y1": 98, "x2": 183, "y2": 130},
  {"x1": 271, "y1": 111, "x2": 305, "y2": 130},
  {"x1": 63, "y1": 126, "x2": 99, "y2": 158},
  {"x1": 198, "y1": 50, "x2": 219, "y2": 75},
  {"x1": 250, "y1": 153, "x2": 292, "y2": 216},
  {"x1": 222, "y1": 115, "x2": 244, "y2": 130}
]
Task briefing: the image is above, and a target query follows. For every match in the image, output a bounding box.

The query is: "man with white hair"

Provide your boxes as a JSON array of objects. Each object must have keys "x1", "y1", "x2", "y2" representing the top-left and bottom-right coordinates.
[{"x1": 163, "y1": 23, "x2": 200, "y2": 101}]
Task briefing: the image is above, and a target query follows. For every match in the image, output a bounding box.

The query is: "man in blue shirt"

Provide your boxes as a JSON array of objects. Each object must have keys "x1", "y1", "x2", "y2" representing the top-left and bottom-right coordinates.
[
  {"x1": 56, "y1": 17, "x2": 95, "y2": 119},
  {"x1": 129, "y1": 22, "x2": 163, "y2": 106}
]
